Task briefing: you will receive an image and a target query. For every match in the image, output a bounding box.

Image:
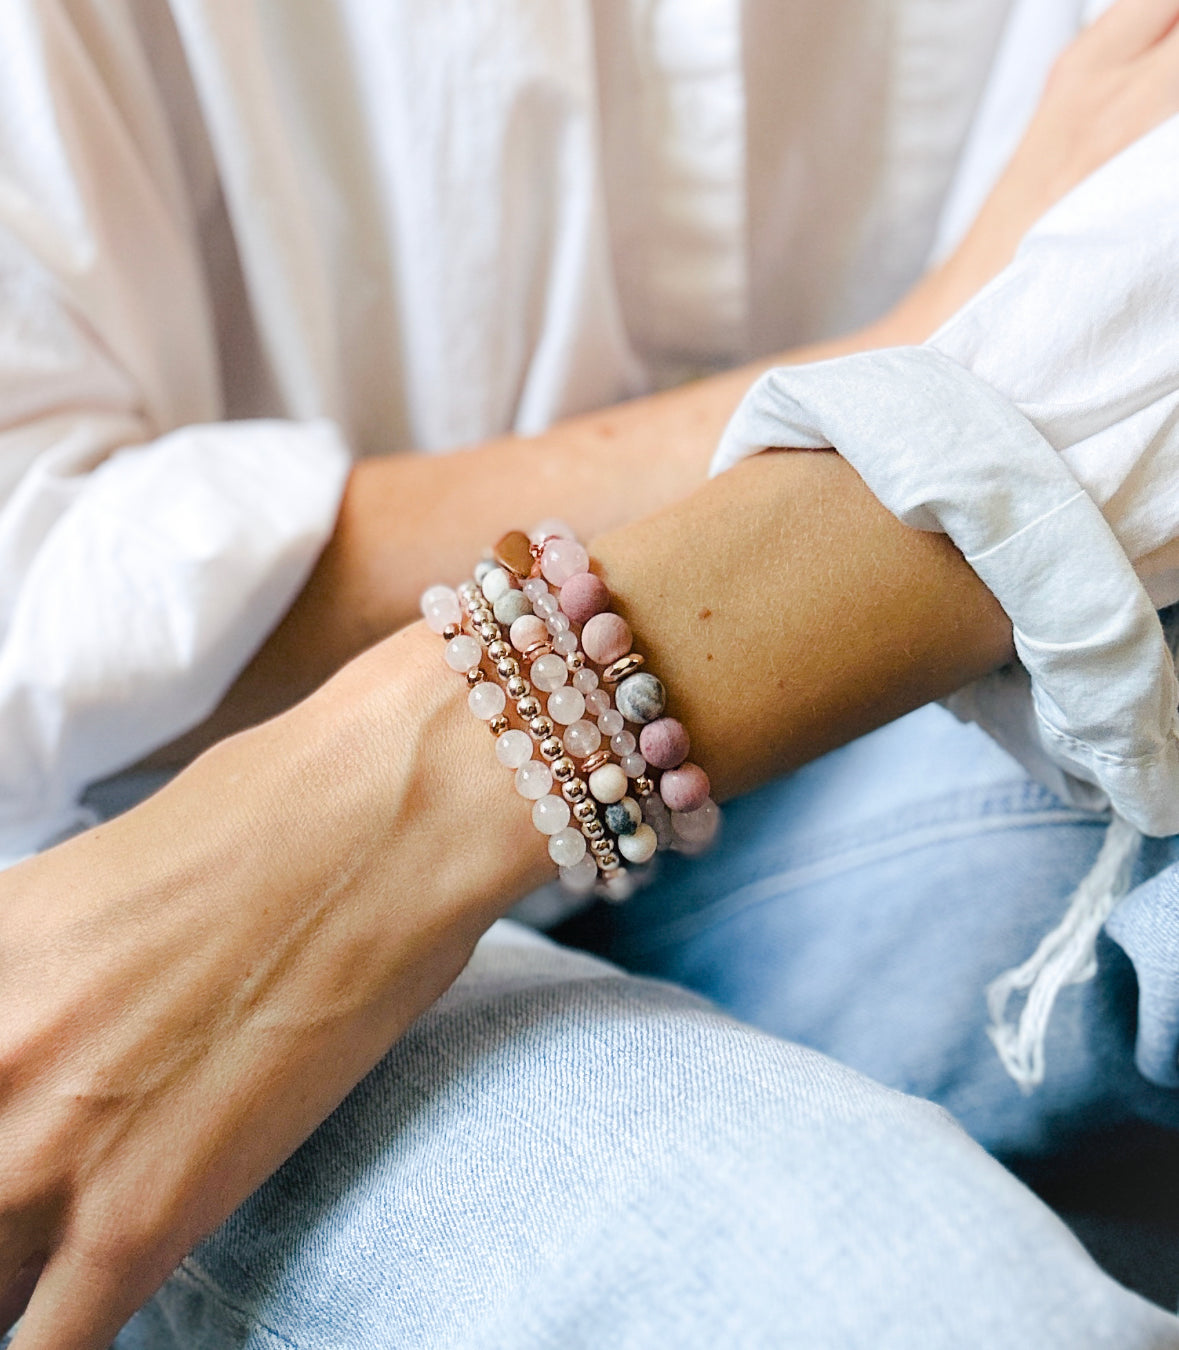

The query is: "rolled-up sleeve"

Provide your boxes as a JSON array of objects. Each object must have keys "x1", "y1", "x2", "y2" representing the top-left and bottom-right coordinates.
[
  {"x1": 713, "y1": 115, "x2": 1179, "y2": 837},
  {"x1": 0, "y1": 2, "x2": 350, "y2": 861}
]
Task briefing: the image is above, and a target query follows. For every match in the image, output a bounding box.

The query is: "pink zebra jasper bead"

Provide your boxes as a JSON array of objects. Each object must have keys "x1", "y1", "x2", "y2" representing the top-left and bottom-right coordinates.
[
  {"x1": 559, "y1": 571, "x2": 610, "y2": 625},
  {"x1": 581, "y1": 613, "x2": 632, "y2": 667},
  {"x1": 659, "y1": 762, "x2": 710, "y2": 813},
  {"x1": 639, "y1": 717, "x2": 690, "y2": 770}
]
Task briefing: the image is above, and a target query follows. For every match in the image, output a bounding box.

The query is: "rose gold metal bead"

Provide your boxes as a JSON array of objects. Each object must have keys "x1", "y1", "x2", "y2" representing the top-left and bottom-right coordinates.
[
  {"x1": 601, "y1": 653, "x2": 644, "y2": 685},
  {"x1": 573, "y1": 799, "x2": 598, "y2": 824},
  {"x1": 478, "y1": 622, "x2": 499, "y2": 644},
  {"x1": 496, "y1": 656, "x2": 521, "y2": 680},
  {"x1": 597, "y1": 852, "x2": 620, "y2": 871},
  {"x1": 565, "y1": 652, "x2": 585, "y2": 671},
  {"x1": 552, "y1": 757, "x2": 577, "y2": 782},
  {"x1": 540, "y1": 736, "x2": 563, "y2": 761},
  {"x1": 442, "y1": 623, "x2": 461, "y2": 642},
  {"x1": 591, "y1": 836, "x2": 615, "y2": 857},
  {"x1": 458, "y1": 581, "x2": 478, "y2": 601},
  {"x1": 529, "y1": 716, "x2": 554, "y2": 740},
  {"x1": 582, "y1": 819, "x2": 605, "y2": 840},
  {"x1": 506, "y1": 675, "x2": 529, "y2": 700},
  {"x1": 488, "y1": 714, "x2": 510, "y2": 737},
  {"x1": 466, "y1": 667, "x2": 486, "y2": 687},
  {"x1": 633, "y1": 776, "x2": 655, "y2": 797},
  {"x1": 488, "y1": 639, "x2": 511, "y2": 662},
  {"x1": 469, "y1": 603, "x2": 493, "y2": 622},
  {"x1": 562, "y1": 778, "x2": 588, "y2": 803},
  {"x1": 523, "y1": 641, "x2": 554, "y2": 665},
  {"x1": 516, "y1": 696, "x2": 541, "y2": 722},
  {"x1": 580, "y1": 749, "x2": 611, "y2": 776}
]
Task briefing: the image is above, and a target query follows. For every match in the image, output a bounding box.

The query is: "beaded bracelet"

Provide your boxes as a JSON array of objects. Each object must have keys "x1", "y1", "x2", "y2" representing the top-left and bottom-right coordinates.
[{"x1": 421, "y1": 523, "x2": 720, "y2": 899}]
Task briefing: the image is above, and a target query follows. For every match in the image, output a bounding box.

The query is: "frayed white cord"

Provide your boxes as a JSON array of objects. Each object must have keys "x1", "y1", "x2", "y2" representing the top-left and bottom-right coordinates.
[{"x1": 986, "y1": 813, "x2": 1141, "y2": 1092}]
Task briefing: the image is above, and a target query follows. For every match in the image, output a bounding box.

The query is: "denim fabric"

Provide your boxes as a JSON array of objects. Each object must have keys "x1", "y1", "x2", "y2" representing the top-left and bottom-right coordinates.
[
  {"x1": 116, "y1": 923, "x2": 1178, "y2": 1349},
  {"x1": 586, "y1": 704, "x2": 1179, "y2": 1162}
]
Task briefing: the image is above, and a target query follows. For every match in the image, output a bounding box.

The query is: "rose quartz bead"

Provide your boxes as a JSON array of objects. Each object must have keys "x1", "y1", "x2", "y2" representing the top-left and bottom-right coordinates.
[
  {"x1": 530, "y1": 517, "x2": 575, "y2": 546},
  {"x1": 540, "y1": 538, "x2": 589, "y2": 586},
  {"x1": 559, "y1": 572, "x2": 610, "y2": 625},
  {"x1": 581, "y1": 613, "x2": 632, "y2": 666},
  {"x1": 659, "y1": 762, "x2": 711, "y2": 813},
  {"x1": 639, "y1": 718, "x2": 690, "y2": 770},
  {"x1": 584, "y1": 689, "x2": 611, "y2": 717},
  {"x1": 510, "y1": 614, "x2": 548, "y2": 653}
]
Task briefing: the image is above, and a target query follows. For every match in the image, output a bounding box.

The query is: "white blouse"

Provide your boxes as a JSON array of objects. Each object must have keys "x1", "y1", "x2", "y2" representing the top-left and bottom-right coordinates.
[{"x1": 0, "y1": 0, "x2": 1161, "y2": 863}]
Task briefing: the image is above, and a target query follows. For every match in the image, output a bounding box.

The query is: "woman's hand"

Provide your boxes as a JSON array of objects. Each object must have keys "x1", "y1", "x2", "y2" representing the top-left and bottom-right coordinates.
[{"x1": 0, "y1": 625, "x2": 548, "y2": 1349}]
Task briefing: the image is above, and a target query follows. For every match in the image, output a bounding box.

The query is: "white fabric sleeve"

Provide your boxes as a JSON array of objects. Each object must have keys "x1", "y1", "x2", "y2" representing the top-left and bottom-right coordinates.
[
  {"x1": 712, "y1": 115, "x2": 1179, "y2": 837},
  {"x1": 0, "y1": 3, "x2": 351, "y2": 861}
]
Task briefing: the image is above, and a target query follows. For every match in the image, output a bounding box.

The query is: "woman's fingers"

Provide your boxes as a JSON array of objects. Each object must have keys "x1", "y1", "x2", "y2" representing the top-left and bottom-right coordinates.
[{"x1": 1081, "y1": 0, "x2": 1179, "y2": 63}]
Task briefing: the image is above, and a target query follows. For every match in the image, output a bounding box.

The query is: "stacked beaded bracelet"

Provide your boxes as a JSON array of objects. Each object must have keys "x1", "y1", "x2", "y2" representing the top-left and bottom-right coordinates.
[{"x1": 421, "y1": 522, "x2": 720, "y2": 900}]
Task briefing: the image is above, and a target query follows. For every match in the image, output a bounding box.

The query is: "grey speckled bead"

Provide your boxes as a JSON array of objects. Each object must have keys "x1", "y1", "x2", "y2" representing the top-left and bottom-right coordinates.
[
  {"x1": 605, "y1": 801, "x2": 639, "y2": 836},
  {"x1": 615, "y1": 672, "x2": 666, "y2": 725},
  {"x1": 493, "y1": 589, "x2": 532, "y2": 627}
]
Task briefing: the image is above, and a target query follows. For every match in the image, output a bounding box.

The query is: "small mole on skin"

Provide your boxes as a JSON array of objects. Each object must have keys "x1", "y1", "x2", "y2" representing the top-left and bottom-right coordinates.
[
  {"x1": 697, "y1": 607, "x2": 712, "y2": 620},
  {"x1": 706, "y1": 652, "x2": 714, "y2": 661}
]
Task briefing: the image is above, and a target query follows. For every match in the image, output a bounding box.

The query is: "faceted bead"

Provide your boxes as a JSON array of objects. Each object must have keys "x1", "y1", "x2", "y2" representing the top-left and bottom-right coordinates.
[
  {"x1": 618, "y1": 823, "x2": 658, "y2": 864},
  {"x1": 533, "y1": 592, "x2": 559, "y2": 619},
  {"x1": 444, "y1": 635, "x2": 482, "y2": 672},
  {"x1": 589, "y1": 763, "x2": 627, "y2": 804},
  {"x1": 523, "y1": 577, "x2": 549, "y2": 603},
  {"x1": 481, "y1": 567, "x2": 513, "y2": 603},
  {"x1": 621, "y1": 752, "x2": 647, "y2": 778},
  {"x1": 597, "y1": 708, "x2": 624, "y2": 737},
  {"x1": 548, "y1": 827, "x2": 587, "y2": 868},
  {"x1": 584, "y1": 688, "x2": 611, "y2": 717},
  {"x1": 547, "y1": 686, "x2": 586, "y2": 725},
  {"x1": 515, "y1": 760, "x2": 553, "y2": 800},
  {"x1": 610, "y1": 730, "x2": 636, "y2": 757},
  {"x1": 553, "y1": 631, "x2": 578, "y2": 655},
  {"x1": 615, "y1": 673, "x2": 666, "y2": 724},
  {"x1": 495, "y1": 729, "x2": 532, "y2": 769},
  {"x1": 581, "y1": 613, "x2": 632, "y2": 666},
  {"x1": 493, "y1": 590, "x2": 532, "y2": 627},
  {"x1": 546, "y1": 611, "x2": 571, "y2": 634},
  {"x1": 468, "y1": 681, "x2": 506, "y2": 720},
  {"x1": 532, "y1": 795, "x2": 571, "y2": 836},
  {"x1": 660, "y1": 762, "x2": 711, "y2": 813},
  {"x1": 672, "y1": 798, "x2": 720, "y2": 847},
  {"x1": 531, "y1": 654, "x2": 569, "y2": 692},
  {"x1": 510, "y1": 614, "x2": 548, "y2": 653},
  {"x1": 573, "y1": 667, "x2": 599, "y2": 694},
  {"x1": 530, "y1": 517, "x2": 575, "y2": 546},
  {"x1": 540, "y1": 538, "x2": 590, "y2": 586},
  {"x1": 639, "y1": 717, "x2": 690, "y2": 770},
  {"x1": 604, "y1": 798, "x2": 640, "y2": 837},
  {"x1": 563, "y1": 719, "x2": 602, "y2": 759},
  {"x1": 559, "y1": 571, "x2": 610, "y2": 626},
  {"x1": 493, "y1": 529, "x2": 534, "y2": 578},
  {"x1": 559, "y1": 853, "x2": 599, "y2": 894},
  {"x1": 420, "y1": 585, "x2": 461, "y2": 634}
]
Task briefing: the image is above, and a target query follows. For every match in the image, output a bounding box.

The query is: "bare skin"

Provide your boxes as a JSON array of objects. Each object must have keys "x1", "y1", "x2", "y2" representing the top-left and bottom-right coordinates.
[{"x1": 4, "y1": 1, "x2": 1179, "y2": 1345}]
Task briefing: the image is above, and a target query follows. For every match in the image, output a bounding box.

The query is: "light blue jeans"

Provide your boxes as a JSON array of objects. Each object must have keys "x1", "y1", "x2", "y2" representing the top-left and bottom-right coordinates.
[{"x1": 56, "y1": 710, "x2": 1179, "y2": 1344}]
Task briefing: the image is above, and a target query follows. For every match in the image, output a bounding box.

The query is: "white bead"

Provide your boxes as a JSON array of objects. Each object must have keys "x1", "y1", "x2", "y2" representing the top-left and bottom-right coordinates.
[
  {"x1": 621, "y1": 752, "x2": 647, "y2": 778},
  {"x1": 481, "y1": 567, "x2": 513, "y2": 603},
  {"x1": 553, "y1": 631, "x2": 578, "y2": 655},
  {"x1": 584, "y1": 689, "x2": 610, "y2": 717},
  {"x1": 610, "y1": 730, "x2": 636, "y2": 756},
  {"x1": 603, "y1": 870, "x2": 636, "y2": 903},
  {"x1": 589, "y1": 763, "x2": 627, "y2": 804},
  {"x1": 559, "y1": 854, "x2": 599, "y2": 894},
  {"x1": 531, "y1": 654, "x2": 569, "y2": 692},
  {"x1": 532, "y1": 795, "x2": 571, "y2": 835},
  {"x1": 420, "y1": 585, "x2": 460, "y2": 634},
  {"x1": 546, "y1": 612, "x2": 571, "y2": 634},
  {"x1": 533, "y1": 592, "x2": 559, "y2": 619},
  {"x1": 563, "y1": 720, "x2": 602, "y2": 759},
  {"x1": 444, "y1": 635, "x2": 482, "y2": 672},
  {"x1": 618, "y1": 823, "x2": 657, "y2": 864},
  {"x1": 597, "y1": 709, "x2": 624, "y2": 736},
  {"x1": 548, "y1": 827, "x2": 587, "y2": 868},
  {"x1": 573, "y1": 667, "x2": 599, "y2": 694},
  {"x1": 523, "y1": 577, "x2": 549, "y2": 602},
  {"x1": 515, "y1": 761, "x2": 553, "y2": 800},
  {"x1": 547, "y1": 686, "x2": 586, "y2": 725},
  {"x1": 468, "y1": 682, "x2": 506, "y2": 719},
  {"x1": 473, "y1": 559, "x2": 496, "y2": 584},
  {"x1": 495, "y1": 729, "x2": 533, "y2": 769}
]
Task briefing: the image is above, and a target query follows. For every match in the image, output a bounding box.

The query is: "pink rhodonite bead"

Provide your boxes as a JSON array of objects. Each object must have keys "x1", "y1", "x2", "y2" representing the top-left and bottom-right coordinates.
[
  {"x1": 639, "y1": 717, "x2": 690, "y2": 770},
  {"x1": 559, "y1": 571, "x2": 610, "y2": 625},
  {"x1": 540, "y1": 538, "x2": 589, "y2": 586},
  {"x1": 659, "y1": 762, "x2": 710, "y2": 813},
  {"x1": 581, "y1": 613, "x2": 632, "y2": 666}
]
